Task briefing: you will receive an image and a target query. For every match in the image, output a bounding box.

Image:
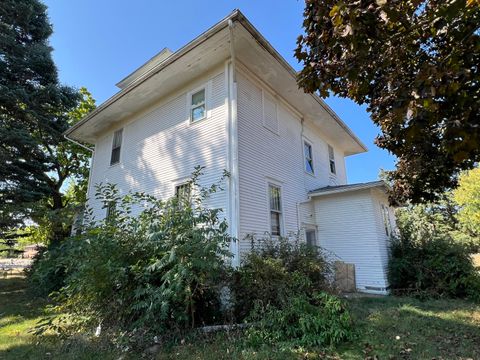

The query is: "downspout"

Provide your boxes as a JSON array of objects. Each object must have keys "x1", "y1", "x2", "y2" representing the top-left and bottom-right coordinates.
[{"x1": 228, "y1": 19, "x2": 240, "y2": 267}]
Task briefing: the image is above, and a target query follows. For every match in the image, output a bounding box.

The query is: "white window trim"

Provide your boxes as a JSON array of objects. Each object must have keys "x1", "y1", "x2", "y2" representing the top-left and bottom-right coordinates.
[
  {"x1": 109, "y1": 128, "x2": 124, "y2": 167},
  {"x1": 328, "y1": 144, "x2": 336, "y2": 175},
  {"x1": 261, "y1": 89, "x2": 280, "y2": 135},
  {"x1": 304, "y1": 226, "x2": 318, "y2": 247},
  {"x1": 265, "y1": 179, "x2": 285, "y2": 237},
  {"x1": 187, "y1": 82, "x2": 211, "y2": 124},
  {"x1": 303, "y1": 139, "x2": 315, "y2": 176}
]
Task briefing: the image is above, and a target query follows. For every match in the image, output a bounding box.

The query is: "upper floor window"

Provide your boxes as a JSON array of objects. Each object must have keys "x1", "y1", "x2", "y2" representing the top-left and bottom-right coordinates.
[
  {"x1": 190, "y1": 88, "x2": 206, "y2": 122},
  {"x1": 304, "y1": 141, "x2": 314, "y2": 175},
  {"x1": 110, "y1": 128, "x2": 123, "y2": 165},
  {"x1": 268, "y1": 184, "x2": 282, "y2": 236},
  {"x1": 328, "y1": 144, "x2": 336, "y2": 174}
]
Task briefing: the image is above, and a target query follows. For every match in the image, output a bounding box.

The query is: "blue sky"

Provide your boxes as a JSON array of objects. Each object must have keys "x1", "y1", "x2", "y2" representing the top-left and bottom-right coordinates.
[{"x1": 43, "y1": 0, "x2": 396, "y2": 183}]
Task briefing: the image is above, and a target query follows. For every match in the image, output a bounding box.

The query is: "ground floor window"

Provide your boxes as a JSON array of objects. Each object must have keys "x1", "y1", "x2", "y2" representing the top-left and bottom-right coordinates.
[
  {"x1": 268, "y1": 184, "x2": 282, "y2": 236},
  {"x1": 305, "y1": 228, "x2": 317, "y2": 247}
]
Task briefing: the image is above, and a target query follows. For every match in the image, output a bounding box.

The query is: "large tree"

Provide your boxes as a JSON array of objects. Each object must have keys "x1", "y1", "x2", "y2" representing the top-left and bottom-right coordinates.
[
  {"x1": 295, "y1": 0, "x2": 480, "y2": 203},
  {"x1": 0, "y1": 0, "x2": 93, "y2": 246}
]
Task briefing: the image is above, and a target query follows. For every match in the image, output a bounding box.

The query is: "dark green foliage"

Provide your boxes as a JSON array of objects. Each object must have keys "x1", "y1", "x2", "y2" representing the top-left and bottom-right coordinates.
[
  {"x1": 231, "y1": 237, "x2": 334, "y2": 321},
  {"x1": 27, "y1": 241, "x2": 73, "y2": 297},
  {"x1": 31, "y1": 168, "x2": 232, "y2": 334},
  {"x1": 246, "y1": 292, "x2": 353, "y2": 348},
  {"x1": 296, "y1": 0, "x2": 480, "y2": 203},
  {"x1": 0, "y1": 0, "x2": 94, "y2": 246},
  {"x1": 388, "y1": 228, "x2": 480, "y2": 301}
]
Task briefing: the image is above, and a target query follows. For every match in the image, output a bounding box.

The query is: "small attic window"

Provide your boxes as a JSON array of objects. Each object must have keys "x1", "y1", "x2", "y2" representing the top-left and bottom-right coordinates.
[{"x1": 190, "y1": 88, "x2": 206, "y2": 122}]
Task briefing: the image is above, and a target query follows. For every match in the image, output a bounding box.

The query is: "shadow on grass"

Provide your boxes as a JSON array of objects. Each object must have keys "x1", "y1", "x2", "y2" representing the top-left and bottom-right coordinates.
[{"x1": 340, "y1": 296, "x2": 480, "y2": 359}]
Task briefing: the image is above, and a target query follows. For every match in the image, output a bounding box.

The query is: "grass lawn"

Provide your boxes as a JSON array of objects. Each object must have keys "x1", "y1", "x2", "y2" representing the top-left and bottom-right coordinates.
[{"x1": 1, "y1": 273, "x2": 479, "y2": 359}]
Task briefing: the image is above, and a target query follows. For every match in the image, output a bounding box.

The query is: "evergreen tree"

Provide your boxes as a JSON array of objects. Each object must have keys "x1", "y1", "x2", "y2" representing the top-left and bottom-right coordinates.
[{"x1": 0, "y1": 0, "x2": 92, "y2": 247}]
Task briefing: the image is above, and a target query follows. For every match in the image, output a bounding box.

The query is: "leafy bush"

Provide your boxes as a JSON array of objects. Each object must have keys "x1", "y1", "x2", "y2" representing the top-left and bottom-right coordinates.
[
  {"x1": 31, "y1": 167, "x2": 233, "y2": 334},
  {"x1": 27, "y1": 244, "x2": 69, "y2": 297},
  {"x1": 246, "y1": 292, "x2": 353, "y2": 348},
  {"x1": 388, "y1": 234, "x2": 480, "y2": 301},
  {"x1": 230, "y1": 237, "x2": 334, "y2": 321}
]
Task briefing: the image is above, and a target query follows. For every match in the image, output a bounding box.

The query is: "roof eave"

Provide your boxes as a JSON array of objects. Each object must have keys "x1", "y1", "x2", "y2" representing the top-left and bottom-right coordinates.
[{"x1": 64, "y1": 9, "x2": 242, "y2": 140}]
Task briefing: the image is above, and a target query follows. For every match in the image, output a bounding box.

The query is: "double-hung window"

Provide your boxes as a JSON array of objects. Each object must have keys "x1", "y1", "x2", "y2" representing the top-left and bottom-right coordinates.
[
  {"x1": 304, "y1": 141, "x2": 314, "y2": 175},
  {"x1": 110, "y1": 128, "x2": 123, "y2": 165},
  {"x1": 268, "y1": 184, "x2": 282, "y2": 236},
  {"x1": 328, "y1": 144, "x2": 336, "y2": 174},
  {"x1": 190, "y1": 88, "x2": 206, "y2": 122},
  {"x1": 175, "y1": 182, "x2": 191, "y2": 205}
]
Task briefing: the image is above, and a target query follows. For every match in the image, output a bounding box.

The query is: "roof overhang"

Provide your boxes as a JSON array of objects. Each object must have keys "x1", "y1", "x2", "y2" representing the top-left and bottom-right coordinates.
[
  {"x1": 308, "y1": 181, "x2": 389, "y2": 198},
  {"x1": 65, "y1": 9, "x2": 367, "y2": 155}
]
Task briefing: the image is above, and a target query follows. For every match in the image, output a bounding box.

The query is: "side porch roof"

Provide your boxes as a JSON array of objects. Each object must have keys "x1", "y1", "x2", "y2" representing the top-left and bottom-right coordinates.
[{"x1": 308, "y1": 181, "x2": 390, "y2": 198}]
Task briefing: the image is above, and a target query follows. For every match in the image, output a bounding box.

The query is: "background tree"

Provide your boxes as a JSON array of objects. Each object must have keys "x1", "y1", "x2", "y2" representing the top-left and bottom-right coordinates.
[
  {"x1": 295, "y1": 0, "x2": 480, "y2": 203},
  {"x1": 0, "y1": 0, "x2": 94, "y2": 249},
  {"x1": 453, "y1": 167, "x2": 480, "y2": 240}
]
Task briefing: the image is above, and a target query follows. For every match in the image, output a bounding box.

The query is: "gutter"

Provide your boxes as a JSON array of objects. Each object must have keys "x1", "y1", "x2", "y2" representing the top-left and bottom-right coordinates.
[{"x1": 63, "y1": 134, "x2": 94, "y2": 152}]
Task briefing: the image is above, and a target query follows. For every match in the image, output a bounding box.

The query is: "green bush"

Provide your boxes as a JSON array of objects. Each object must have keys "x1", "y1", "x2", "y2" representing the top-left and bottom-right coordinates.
[
  {"x1": 246, "y1": 292, "x2": 353, "y2": 348},
  {"x1": 31, "y1": 167, "x2": 233, "y2": 334},
  {"x1": 230, "y1": 237, "x2": 334, "y2": 321},
  {"x1": 388, "y1": 235, "x2": 480, "y2": 301}
]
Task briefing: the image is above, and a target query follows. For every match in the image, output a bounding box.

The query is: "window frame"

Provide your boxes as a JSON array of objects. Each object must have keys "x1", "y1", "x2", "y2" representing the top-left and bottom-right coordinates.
[
  {"x1": 328, "y1": 144, "x2": 336, "y2": 175},
  {"x1": 110, "y1": 128, "x2": 123, "y2": 166},
  {"x1": 187, "y1": 83, "x2": 210, "y2": 124},
  {"x1": 175, "y1": 182, "x2": 192, "y2": 203},
  {"x1": 105, "y1": 202, "x2": 116, "y2": 222},
  {"x1": 267, "y1": 182, "x2": 284, "y2": 237},
  {"x1": 303, "y1": 140, "x2": 315, "y2": 175},
  {"x1": 305, "y1": 228, "x2": 317, "y2": 248}
]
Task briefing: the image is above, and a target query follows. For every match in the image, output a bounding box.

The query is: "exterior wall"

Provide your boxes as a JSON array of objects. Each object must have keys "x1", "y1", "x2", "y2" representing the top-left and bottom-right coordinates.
[
  {"x1": 86, "y1": 66, "x2": 229, "y2": 222},
  {"x1": 370, "y1": 189, "x2": 397, "y2": 280},
  {"x1": 313, "y1": 189, "x2": 389, "y2": 293},
  {"x1": 236, "y1": 70, "x2": 348, "y2": 254}
]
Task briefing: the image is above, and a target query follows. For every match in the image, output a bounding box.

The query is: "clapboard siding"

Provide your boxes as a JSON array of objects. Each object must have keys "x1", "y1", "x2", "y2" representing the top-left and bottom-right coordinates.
[
  {"x1": 236, "y1": 71, "x2": 347, "y2": 254},
  {"x1": 313, "y1": 189, "x2": 389, "y2": 291},
  {"x1": 87, "y1": 67, "x2": 228, "y2": 221}
]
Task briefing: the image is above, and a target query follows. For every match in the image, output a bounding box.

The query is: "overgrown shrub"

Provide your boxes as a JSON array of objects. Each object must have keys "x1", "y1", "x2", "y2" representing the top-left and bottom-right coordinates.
[
  {"x1": 246, "y1": 292, "x2": 353, "y2": 348},
  {"x1": 230, "y1": 237, "x2": 334, "y2": 321},
  {"x1": 27, "y1": 244, "x2": 70, "y2": 297},
  {"x1": 31, "y1": 167, "x2": 233, "y2": 334},
  {"x1": 388, "y1": 234, "x2": 480, "y2": 301}
]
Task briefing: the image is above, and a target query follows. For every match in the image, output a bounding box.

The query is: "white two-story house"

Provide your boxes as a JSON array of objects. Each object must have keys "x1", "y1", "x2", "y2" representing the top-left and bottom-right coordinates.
[{"x1": 65, "y1": 10, "x2": 396, "y2": 294}]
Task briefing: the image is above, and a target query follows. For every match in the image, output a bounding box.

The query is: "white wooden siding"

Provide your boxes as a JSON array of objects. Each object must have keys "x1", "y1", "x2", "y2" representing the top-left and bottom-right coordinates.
[
  {"x1": 312, "y1": 189, "x2": 389, "y2": 292},
  {"x1": 236, "y1": 71, "x2": 348, "y2": 254},
  {"x1": 87, "y1": 67, "x2": 229, "y2": 222}
]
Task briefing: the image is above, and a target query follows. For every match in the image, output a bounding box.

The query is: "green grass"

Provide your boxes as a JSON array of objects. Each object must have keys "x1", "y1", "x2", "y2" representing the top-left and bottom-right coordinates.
[
  {"x1": 1, "y1": 274, "x2": 479, "y2": 359},
  {"x1": 0, "y1": 272, "x2": 121, "y2": 360}
]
